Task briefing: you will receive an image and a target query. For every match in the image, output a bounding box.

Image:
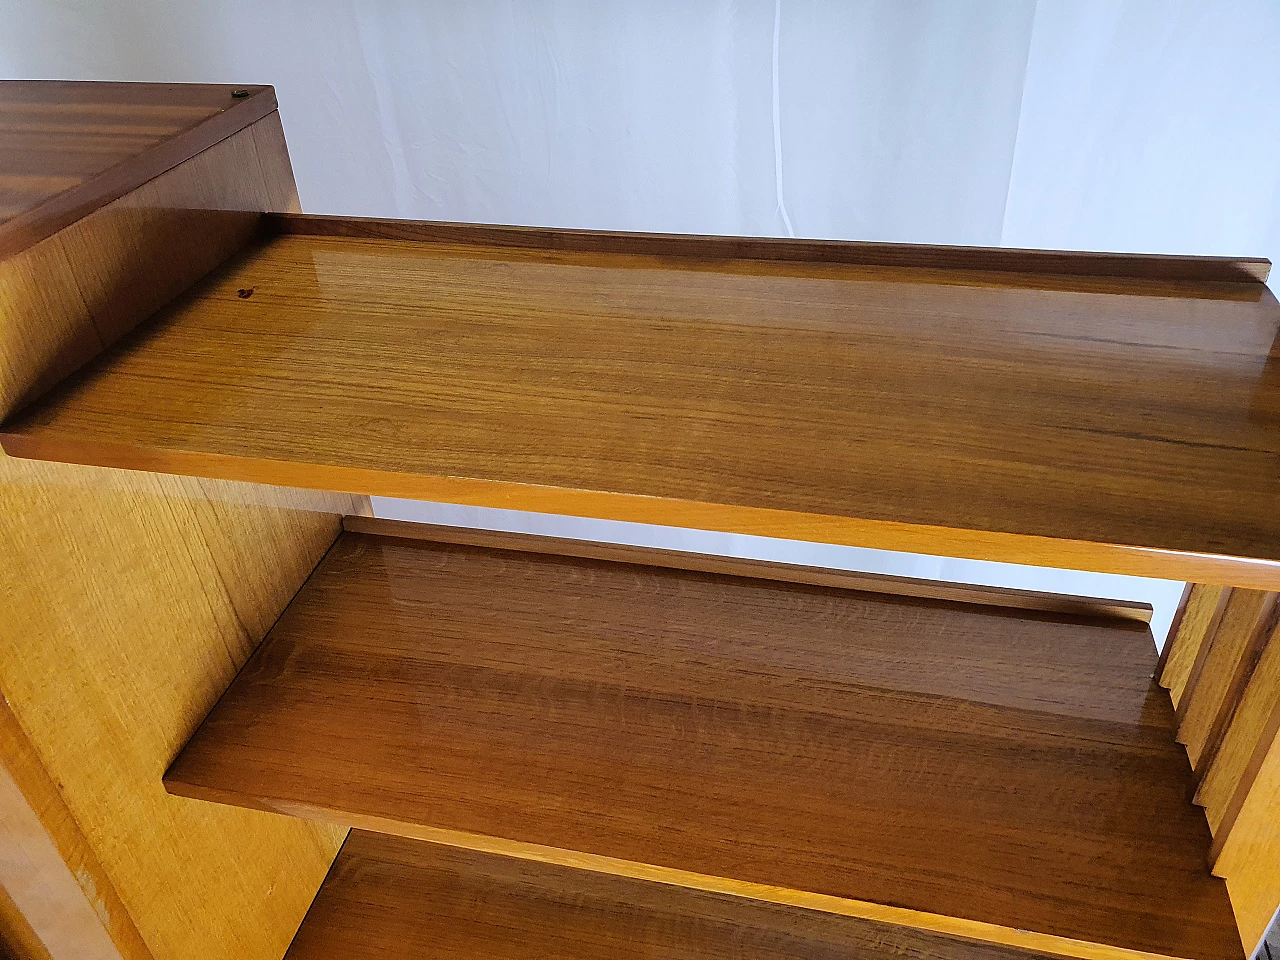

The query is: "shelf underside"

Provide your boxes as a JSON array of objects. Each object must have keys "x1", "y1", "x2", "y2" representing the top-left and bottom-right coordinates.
[
  {"x1": 165, "y1": 529, "x2": 1240, "y2": 960},
  {"x1": 4, "y1": 217, "x2": 1280, "y2": 586}
]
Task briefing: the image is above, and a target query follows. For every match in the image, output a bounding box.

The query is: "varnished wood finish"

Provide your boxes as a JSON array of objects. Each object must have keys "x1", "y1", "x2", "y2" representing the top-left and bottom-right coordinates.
[
  {"x1": 0, "y1": 111, "x2": 299, "y2": 419},
  {"x1": 1214, "y1": 731, "x2": 1280, "y2": 952},
  {"x1": 0, "y1": 454, "x2": 364, "y2": 960},
  {"x1": 268, "y1": 212, "x2": 1273, "y2": 282},
  {"x1": 1195, "y1": 595, "x2": 1279, "y2": 784},
  {"x1": 6, "y1": 221, "x2": 1279, "y2": 587},
  {"x1": 286, "y1": 831, "x2": 1064, "y2": 960},
  {"x1": 1162, "y1": 585, "x2": 1232, "y2": 708},
  {"x1": 1156, "y1": 583, "x2": 1194, "y2": 678},
  {"x1": 1199, "y1": 612, "x2": 1280, "y2": 851},
  {"x1": 166, "y1": 531, "x2": 1238, "y2": 960},
  {"x1": 343, "y1": 517, "x2": 1153, "y2": 622},
  {"x1": 1179, "y1": 590, "x2": 1278, "y2": 769},
  {"x1": 0, "y1": 81, "x2": 276, "y2": 257}
]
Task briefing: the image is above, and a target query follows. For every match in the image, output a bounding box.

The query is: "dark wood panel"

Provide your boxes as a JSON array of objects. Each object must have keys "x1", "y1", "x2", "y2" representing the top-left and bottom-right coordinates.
[
  {"x1": 5, "y1": 221, "x2": 1279, "y2": 586},
  {"x1": 166, "y1": 532, "x2": 1239, "y2": 960},
  {"x1": 0, "y1": 81, "x2": 276, "y2": 258},
  {"x1": 286, "y1": 831, "x2": 1062, "y2": 960}
]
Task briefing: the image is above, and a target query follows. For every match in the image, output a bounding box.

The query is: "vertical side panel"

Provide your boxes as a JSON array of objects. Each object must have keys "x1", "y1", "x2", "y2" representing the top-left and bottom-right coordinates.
[
  {"x1": 1161, "y1": 584, "x2": 1229, "y2": 707},
  {"x1": 0, "y1": 699, "x2": 146, "y2": 960},
  {"x1": 0, "y1": 454, "x2": 362, "y2": 960},
  {"x1": 1199, "y1": 618, "x2": 1280, "y2": 837},
  {"x1": 1179, "y1": 590, "x2": 1277, "y2": 769},
  {"x1": 1215, "y1": 731, "x2": 1280, "y2": 954},
  {"x1": 0, "y1": 112, "x2": 296, "y2": 420}
]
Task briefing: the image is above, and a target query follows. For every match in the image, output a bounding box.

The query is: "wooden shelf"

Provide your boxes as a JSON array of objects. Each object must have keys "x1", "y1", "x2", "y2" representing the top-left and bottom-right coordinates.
[
  {"x1": 4, "y1": 214, "x2": 1280, "y2": 587},
  {"x1": 165, "y1": 522, "x2": 1240, "y2": 960},
  {"x1": 285, "y1": 830, "x2": 1064, "y2": 960}
]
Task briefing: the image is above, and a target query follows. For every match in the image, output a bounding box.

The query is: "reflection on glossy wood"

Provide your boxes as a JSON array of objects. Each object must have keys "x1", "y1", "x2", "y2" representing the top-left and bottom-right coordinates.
[
  {"x1": 6, "y1": 220, "x2": 1279, "y2": 586},
  {"x1": 0, "y1": 81, "x2": 276, "y2": 256},
  {"x1": 286, "y1": 831, "x2": 1065, "y2": 960},
  {"x1": 0, "y1": 454, "x2": 364, "y2": 960},
  {"x1": 166, "y1": 531, "x2": 1238, "y2": 960},
  {"x1": 270, "y1": 212, "x2": 1274, "y2": 282},
  {"x1": 0, "y1": 112, "x2": 298, "y2": 419}
]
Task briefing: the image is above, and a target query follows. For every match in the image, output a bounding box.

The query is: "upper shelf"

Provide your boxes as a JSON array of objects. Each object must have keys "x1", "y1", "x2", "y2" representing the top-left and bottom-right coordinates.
[
  {"x1": 3, "y1": 214, "x2": 1278, "y2": 586},
  {"x1": 0, "y1": 81, "x2": 277, "y2": 258}
]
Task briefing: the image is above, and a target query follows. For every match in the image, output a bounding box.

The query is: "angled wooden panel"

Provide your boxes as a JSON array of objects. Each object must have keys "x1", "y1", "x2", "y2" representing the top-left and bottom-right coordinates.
[
  {"x1": 0, "y1": 102, "x2": 298, "y2": 419},
  {"x1": 4, "y1": 218, "x2": 1280, "y2": 588},
  {"x1": 0, "y1": 81, "x2": 277, "y2": 256},
  {"x1": 0, "y1": 453, "x2": 366, "y2": 960},
  {"x1": 1179, "y1": 590, "x2": 1277, "y2": 770},
  {"x1": 1199, "y1": 614, "x2": 1280, "y2": 841},
  {"x1": 1162, "y1": 585, "x2": 1231, "y2": 708},
  {"x1": 1214, "y1": 730, "x2": 1280, "y2": 954},
  {"x1": 285, "y1": 831, "x2": 1063, "y2": 960},
  {"x1": 166, "y1": 527, "x2": 1239, "y2": 960}
]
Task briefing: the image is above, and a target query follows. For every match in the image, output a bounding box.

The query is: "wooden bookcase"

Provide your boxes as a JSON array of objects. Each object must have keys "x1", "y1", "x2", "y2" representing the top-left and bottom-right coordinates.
[{"x1": 2, "y1": 80, "x2": 1278, "y2": 960}]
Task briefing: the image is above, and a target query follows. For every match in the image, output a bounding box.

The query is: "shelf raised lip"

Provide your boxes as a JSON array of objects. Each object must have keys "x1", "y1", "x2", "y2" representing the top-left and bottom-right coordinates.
[{"x1": 266, "y1": 211, "x2": 1273, "y2": 285}]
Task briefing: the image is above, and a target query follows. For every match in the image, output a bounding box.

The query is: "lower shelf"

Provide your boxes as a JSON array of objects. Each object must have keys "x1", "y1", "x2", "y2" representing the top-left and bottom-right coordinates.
[
  {"x1": 166, "y1": 522, "x2": 1241, "y2": 960},
  {"x1": 286, "y1": 831, "x2": 1061, "y2": 960}
]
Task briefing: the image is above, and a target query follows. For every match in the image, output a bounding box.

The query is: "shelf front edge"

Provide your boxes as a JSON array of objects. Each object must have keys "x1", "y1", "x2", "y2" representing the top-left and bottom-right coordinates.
[{"x1": 5, "y1": 434, "x2": 1278, "y2": 590}]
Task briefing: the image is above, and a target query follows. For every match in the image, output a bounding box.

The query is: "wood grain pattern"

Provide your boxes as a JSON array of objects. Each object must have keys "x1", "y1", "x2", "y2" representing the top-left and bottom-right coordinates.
[
  {"x1": 286, "y1": 831, "x2": 1067, "y2": 960},
  {"x1": 1199, "y1": 612, "x2": 1280, "y2": 848},
  {"x1": 166, "y1": 531, "x2": 1239, "y2": 960},
  {"x1": 0, "y1": 697, "x2": 147, "y2": 960},
  {"x1": 6, "y1": 224, "x2": 1279, "y2": 587},
  {"x1": 0, "y1": 453, "x2": 365, "y2": 960},
  {"x1": 1195, "y1": 595, "x2": 1279, "y2": 784},
  {"x1": 1162, "y1": 585, "x2": 1232, "y2": 708},
  {"x1": 1214, "y1": 730, "x2": 1280, "y2": 953},
  {"x1": 1179, "y1": 590, "x2": 1278, "y2": 769},
  {"x1": 1156, "y1": 584, "x2": 1195, "y2": 680},
  {"x1": 0, "y1": 111, "x2": 299, "y2": 419},
  {"x1": 0, "y1": 81, "x2": 276, "y2": 257},
  {"x1": 342, "y1": 516, "x2": 1154, "y2": 622},
  {"x1": 268, "y1": 212, "x2": 1274, "y2": 283}
]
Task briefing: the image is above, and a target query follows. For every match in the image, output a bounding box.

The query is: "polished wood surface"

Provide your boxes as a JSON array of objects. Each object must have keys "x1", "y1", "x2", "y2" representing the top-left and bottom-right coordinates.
[
  {"x1": 269, "y1": 212, "x2": 1273, "y2": 282},
  {"x1": 166, "y1": 531, "x2": 1238, "y2": 960},
  {"x1": 0, "y1": 111, "x2": 299, "y2": 419},
  {"x1": 1162, "y1": 585, "x2": 1231, "y2": 709},
  {"x1": 0, "y1": 454, "x2": 364, "y2": 960},
  {"x1": 1215, "y1": 730, "x2": 1280, "y2": 953},
  {"x1": 1179, "y1": 590, "x2": 1278, "y2": 769},
  {"x1": 343, "y1": 516, "x2": 1154, "y2": 622},
  {"x1": 1200, "y1": 611, "x2": 1280, "y2": 850},
  {"x1": 286, "y1": 831, "x2": 1064, "y2": 960},
  {"x1": 0, "y1": 81, "x2": 276, "y2": 257},
  {"x1": 6, "y1": 220, "x2": 1279, "y2": 586}
]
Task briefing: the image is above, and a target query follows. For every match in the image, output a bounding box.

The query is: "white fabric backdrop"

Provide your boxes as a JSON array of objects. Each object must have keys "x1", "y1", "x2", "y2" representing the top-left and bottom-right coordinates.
[{"x1": 5, "y1": 0, "x2": 1279, "y2": 641}]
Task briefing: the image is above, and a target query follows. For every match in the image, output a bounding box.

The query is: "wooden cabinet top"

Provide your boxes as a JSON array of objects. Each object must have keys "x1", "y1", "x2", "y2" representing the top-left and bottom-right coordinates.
[{"x1": 0, "y1": 80, "x2": 276, "y2": 258}]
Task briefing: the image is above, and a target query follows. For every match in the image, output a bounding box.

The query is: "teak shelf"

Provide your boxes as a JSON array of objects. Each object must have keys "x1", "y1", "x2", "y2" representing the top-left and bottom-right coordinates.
[
  {"x1": 3, "y1": 212, "x2": 1280, "y2": 588},
  {"x1": 3, "y1": 80, "x2": 1280, "y2": 960},
  {"x1": 166, "y1": 522, "x2": 1237, "y2": 960}
]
